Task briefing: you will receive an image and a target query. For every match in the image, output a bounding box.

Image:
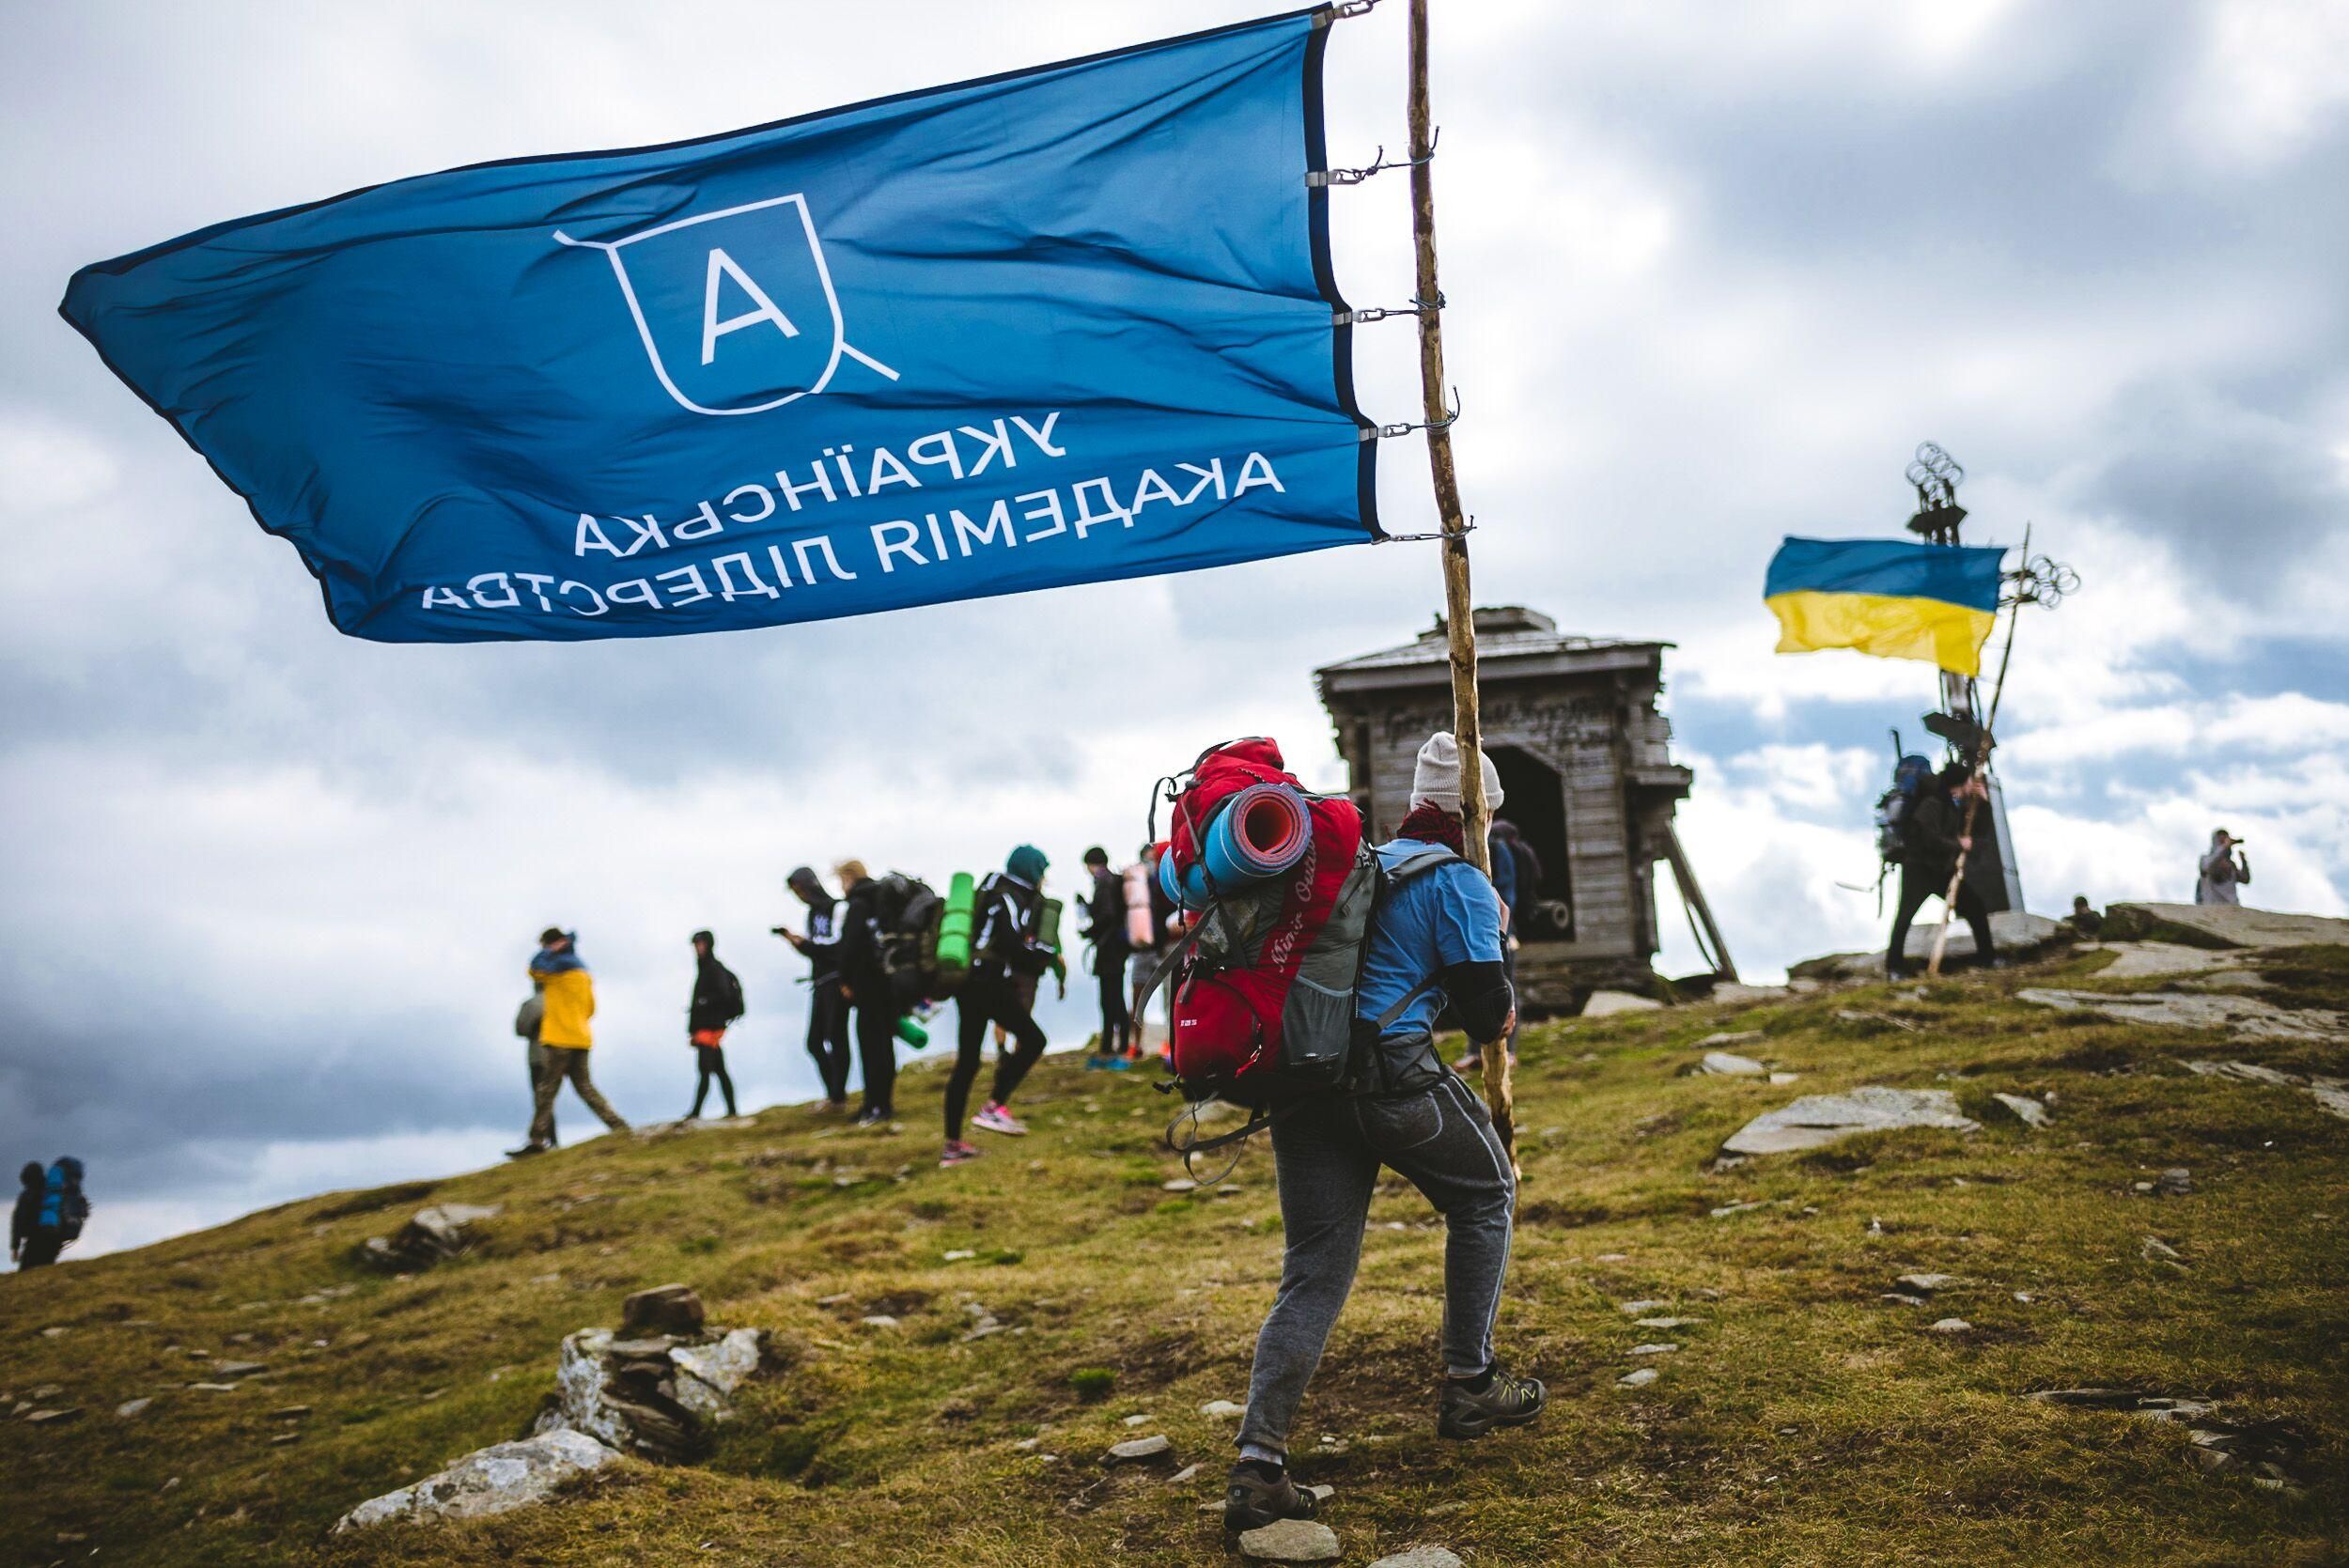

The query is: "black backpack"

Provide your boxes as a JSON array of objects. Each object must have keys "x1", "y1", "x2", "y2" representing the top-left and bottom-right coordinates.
[
  {"x1": 713, "y1": 963, "x2": 746, "y2": 1023},
  {"x1": 1875, "y1": 753, "x2": 1935, "y2": 864},
  {"x1": 870, "y1": 872, "x2": 949, "y2": 1006}
]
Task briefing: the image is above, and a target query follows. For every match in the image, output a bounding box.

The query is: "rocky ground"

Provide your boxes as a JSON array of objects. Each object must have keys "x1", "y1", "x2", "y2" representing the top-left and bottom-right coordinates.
[{"x1": 1, "y1": 921, "x2": 2343, "y2": 1565}]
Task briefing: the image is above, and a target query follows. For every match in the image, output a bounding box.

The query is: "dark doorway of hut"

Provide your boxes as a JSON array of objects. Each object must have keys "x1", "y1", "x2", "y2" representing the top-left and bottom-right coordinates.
[{"x1": 1487, "y1": 744, "x2": 1573, "y2": 941}]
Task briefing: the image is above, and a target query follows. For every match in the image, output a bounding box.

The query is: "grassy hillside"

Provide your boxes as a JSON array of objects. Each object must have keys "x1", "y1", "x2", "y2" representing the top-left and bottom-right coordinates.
[{"x1": 4, "y1": 946, "x2": 2345, "y2": 1566}]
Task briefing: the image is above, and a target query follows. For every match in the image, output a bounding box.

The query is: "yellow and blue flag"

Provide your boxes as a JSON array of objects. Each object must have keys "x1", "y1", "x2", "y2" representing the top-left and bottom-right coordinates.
[{"x1": 1764, "y1": 537, "x2": 2004, "y2": 675}]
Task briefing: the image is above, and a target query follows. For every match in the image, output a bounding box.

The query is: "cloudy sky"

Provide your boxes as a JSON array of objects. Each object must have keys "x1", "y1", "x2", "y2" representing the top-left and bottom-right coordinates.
[{"x1": 4, "y1": 0, "x2": 2344, "y2": 1257}]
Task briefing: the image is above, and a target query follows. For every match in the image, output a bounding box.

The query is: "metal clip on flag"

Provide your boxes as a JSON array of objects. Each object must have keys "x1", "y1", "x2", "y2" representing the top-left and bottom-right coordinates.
[{"x1": 62, "y1": 8, "x2": 1383, "y2": 643}]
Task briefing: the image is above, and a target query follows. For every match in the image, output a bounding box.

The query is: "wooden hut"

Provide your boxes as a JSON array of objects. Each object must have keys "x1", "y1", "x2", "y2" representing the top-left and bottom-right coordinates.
[{"x1": 1315, "y1": 606, "x2": 1732, "y2": 1008}]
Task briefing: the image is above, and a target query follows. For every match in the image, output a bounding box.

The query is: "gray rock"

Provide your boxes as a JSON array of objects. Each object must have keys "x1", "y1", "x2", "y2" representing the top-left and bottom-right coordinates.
[
  {"x1": 2187, "y1": 1059, "x2": 2300, "y2": 1087},
  {"x1": 1162, "y1": 1177, "x2": 1199, "y2": 1192},
  {"x1": 1699, "y1": 1051, "x2": 1769, "y2": 1078},
  {"x1": 333, "y1": 1430, "x2": 618, "y2": 1531},
  {"x1": 115, "y1": 1398, "x2": 153, "y2": 1418},
  {"x1": 1635, "y1": 1316, "x2": 1699, "y2": 1330},
  {"x1": 1709, "y1": 1199, "x2": 1773, "y2": 1218},
  {"x1": 1617, "y1": 1367, "x2": 1659, "y2": 1388},
  {"x1": 1583, "y1": 989, "x2": 1664, "y2": 1017},
  {"x1": 2020, "y1": 988, "x2": 2343, "y2": 1044},
  {"x1": 2158, "y1": 1168, "x2": 2193, "y2": 1196},
  {"x1": 668, "y1": 1327, "x2": 764, "y2": 1424},
  {"x1": 1793, "y1": 909, "x2": 2065, "y2": 979},
  {"x1": 1105, "y1": 1434, "x2": 1172, "y2": 1464},
  {"x1": 1928, "y1": 1317, "x2": 1971, "y2": 1334},
  {"x1": 2027, "y1": 1388, "x2": 2140, "y2": 1407},
  {"x1": 858, "y1": 1315, "x2": 899, "y2": 1329},
  {"x1": 1896, "y1": 1273, "x2": 1962, "y2": 1295},
  {"x1": 619, "y1": 1283, "x2": 706, "y2": 1338},
  {"x1": 1709, "y1": 984, "x2": 1792, "y2": 1005},
  {"x1": 1618, "y1": 1298, "x2": 1671, "y2": 1314},
  {"x1": 1990, "y1": 1093, "x2": 2049, "y2": 1128},
  {"x1": 1768, "y1": 1072, "x2": 1802, "y2": 1085},
  {"x1": 1881, "y1": 1293, "x2": 1927, "y2": 1307},
  {"x1": 24, "y1": 1407, "x2": 82, "y2": 1423},
  {"x1": 2104, "y1": 902, "x2": 2349, "y2": 950},
  {"x1": 1168, "y1": 1463, "x2": 1201, "y2": 1484},
  {"x1": 210, "y1": 1360, "x2": 268, "y2": 1379},
  {"x1": 1697, "y1": 1030, "x2": 1765, "y2": 1048},
  {"x1": 361, "y1": 1202, "x2": 502, "y2": 1271},
  {"x1": 1628, "y1": 1343, "x2": 1679, "y2": 1356},
  {"x1": 1723, "y1": 1086, "x2": 1978, "y2": 1156},
  {"x1": 1238, "y1": 1517, "x2": 1342, "y2": 1562},
  {"x1": 2094, "y1": 942, "x2": 2246, "y2": 980},
  {"x1": 1200, "y1": 1399, "x2": 1246, "y2": 1420},
  {"x1": 1369, "y1": 1550, "x2": 1465, "y2": 1568}
]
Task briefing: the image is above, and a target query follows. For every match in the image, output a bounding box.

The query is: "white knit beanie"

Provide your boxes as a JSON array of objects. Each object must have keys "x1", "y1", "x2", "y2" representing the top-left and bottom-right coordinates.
[{"x1": 1409, "y1": 731, "x2": 1504, "y2": 815}]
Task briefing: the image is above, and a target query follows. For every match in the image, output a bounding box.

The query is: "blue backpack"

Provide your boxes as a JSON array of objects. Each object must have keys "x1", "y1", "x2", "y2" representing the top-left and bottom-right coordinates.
[{"x1": 39, "y1": 1158, "x2": 89, "y2": 1242}]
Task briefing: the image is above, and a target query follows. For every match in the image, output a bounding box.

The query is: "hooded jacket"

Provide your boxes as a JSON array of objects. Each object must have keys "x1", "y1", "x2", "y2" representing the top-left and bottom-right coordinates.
[{"x1": 529, "y1": 943, "x2": 596, "y2": 1048}]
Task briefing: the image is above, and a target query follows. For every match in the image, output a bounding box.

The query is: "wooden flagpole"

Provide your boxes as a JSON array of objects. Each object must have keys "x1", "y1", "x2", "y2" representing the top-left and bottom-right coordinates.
[
  {"x1": 1925, "y1": 556, "x2": 2025, "y2": 977},
  {"x1": 1407, "y1": 0, "x2": 1516, "y2": 1166}
]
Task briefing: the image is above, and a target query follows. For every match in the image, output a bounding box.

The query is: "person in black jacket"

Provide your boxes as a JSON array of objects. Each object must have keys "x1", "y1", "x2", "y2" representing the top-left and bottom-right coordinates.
[
  {"x1": 1080, "y1": 846, "x2": 1132, "y2": 1064},
  {"x1": 779, "y1": 866, "x2": 853, "y2": 1109},
  {"x1": 832, "y1": 860, "x2": 898, "y2": 1126},
  {"x1": 10, "y1": 1162, "x2": 42, "y2": 1269},
  {"x1": 685, "y1": 930, "x2": 744, "y2": 1118},
  {"x1": 942, "y1": 845, "x2": 1058, "y2": 1164},
  {"x1": 1886, "y1": 765, "x2": 1999, "y2": 977}
]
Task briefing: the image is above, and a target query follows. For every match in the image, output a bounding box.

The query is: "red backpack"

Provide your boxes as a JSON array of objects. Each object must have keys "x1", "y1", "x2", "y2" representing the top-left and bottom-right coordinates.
[{"x1": 1141, "y1": 739, "x2": 1380, "y2": 1156}]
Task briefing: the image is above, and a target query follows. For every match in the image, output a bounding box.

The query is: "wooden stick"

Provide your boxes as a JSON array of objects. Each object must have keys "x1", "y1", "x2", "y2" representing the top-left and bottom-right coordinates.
[{"x1": 1407, "y1": 0, "x2": 1515, "y2": 1168}]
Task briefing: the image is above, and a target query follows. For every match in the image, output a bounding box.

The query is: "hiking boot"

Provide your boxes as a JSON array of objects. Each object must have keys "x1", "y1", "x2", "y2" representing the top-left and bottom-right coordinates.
[
  {"x1": 972, "y1": 1102, "x2": 1029, "y2": 1136},
  {"x1": 1438, "y1": 1361, "x2": 1548, "y2": 1439},
  {"x1": 852, "y1": 1107, "x2": 892, "y2": 1128},
  {"x1": 505, "y1": 1142, "x2": 548, "y2": 1159},
  {"x1": 940, "y1": 1140, "x2": 981, "y2": 1167},
  {"x1": 1222, "y1": 1460, "x2": 1316, "y2": 1532}
]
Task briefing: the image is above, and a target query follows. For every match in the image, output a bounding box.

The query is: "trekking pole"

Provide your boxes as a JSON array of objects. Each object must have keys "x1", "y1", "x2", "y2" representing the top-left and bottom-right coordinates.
[
  {"x1": 1406, "y1": 0, "x2": 1516, "y2": 1172},
  {"x1": 1925, "y1": 567, "x2": 2024, "y2": 977}
]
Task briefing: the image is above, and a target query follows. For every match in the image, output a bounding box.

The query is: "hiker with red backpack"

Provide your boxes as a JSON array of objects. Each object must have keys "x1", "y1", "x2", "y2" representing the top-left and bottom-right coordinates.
[
  {"x1": 941, "y1": 845, "x2": 1061, "y2": 1165},
  {"x1": 1138, "y1": 735, "x2": 1540, "y2": 1532}
]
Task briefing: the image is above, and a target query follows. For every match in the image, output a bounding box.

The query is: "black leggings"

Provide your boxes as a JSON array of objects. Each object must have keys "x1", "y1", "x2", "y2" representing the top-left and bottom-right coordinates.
[
  {"x1": 852, "y1": 996, "x2": 898, "y2": 1116},
  {"x1": 948, "y1": 970, "x2": 1048, "y2": 1139},
  {"x1": 1888, "y1": 865, "x2": 1995, "y2": 971},
  {"x1": 690, "y1": 1044, "x2": 737, "y2": 1118},
  {"x1": 806, "y1": 979, "x2": 853, "y2": 1103},
  {"x1": 1096, "y1": 949, "x2": 1132, "y2": 1054}
]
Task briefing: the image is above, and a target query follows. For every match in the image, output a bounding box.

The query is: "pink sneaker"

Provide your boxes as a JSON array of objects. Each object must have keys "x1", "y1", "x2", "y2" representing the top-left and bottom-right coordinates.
[
  {"x1": 940, "y1": 1140, "x2": 982, "y2": 1167},
  {"x1": 972, "y1": 1102, "x2": 1029, "y2": 1137}
]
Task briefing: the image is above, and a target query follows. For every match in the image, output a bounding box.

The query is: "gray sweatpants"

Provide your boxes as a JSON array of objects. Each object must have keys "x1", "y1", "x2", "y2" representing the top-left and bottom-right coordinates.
[{"x1": 1237, "y1": 1071, "x2": 1517, "y2": 1461}]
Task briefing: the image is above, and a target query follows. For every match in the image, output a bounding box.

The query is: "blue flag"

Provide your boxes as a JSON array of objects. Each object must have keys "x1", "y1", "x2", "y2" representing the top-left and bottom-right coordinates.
[{"x1": 61, "y1": 8, "x2": 1376, "y2": 643}]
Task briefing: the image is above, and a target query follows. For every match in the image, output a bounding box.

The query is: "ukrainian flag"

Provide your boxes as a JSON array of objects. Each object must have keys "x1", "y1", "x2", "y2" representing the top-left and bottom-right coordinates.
[{"x1": 1764, "y1": 537, "x2": 2005, "y2": 675}]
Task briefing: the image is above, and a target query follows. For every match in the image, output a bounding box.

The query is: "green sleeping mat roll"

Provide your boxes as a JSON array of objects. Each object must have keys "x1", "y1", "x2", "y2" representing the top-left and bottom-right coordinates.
[{"x1": 935, "y1": 870, "x2": 977, "y2": 981}]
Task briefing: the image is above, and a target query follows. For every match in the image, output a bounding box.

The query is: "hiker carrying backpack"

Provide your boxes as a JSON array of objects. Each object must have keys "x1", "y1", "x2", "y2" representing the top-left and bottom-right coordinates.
[
  {"x1": 20, "y1": 1157, "x2": 88, "y2": 1269},
  {"x1": 1185, "y1": 733, "x2": 1541, "y2": 1534}
]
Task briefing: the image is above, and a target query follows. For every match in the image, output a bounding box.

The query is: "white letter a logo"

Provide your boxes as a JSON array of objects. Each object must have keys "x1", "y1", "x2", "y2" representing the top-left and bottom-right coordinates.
[{"x1": 701, "y1": 246, "x2": 801, "y2": 365}]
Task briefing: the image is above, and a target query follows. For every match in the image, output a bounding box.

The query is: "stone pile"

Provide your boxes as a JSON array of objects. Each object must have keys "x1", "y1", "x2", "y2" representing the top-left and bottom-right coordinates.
[
  {"x1": 534, "y1": 1284, "x2": 765, "y2": 1463},
  {"x1": 359, "y1": 1203, "x2": 501, "y2": 1271}
]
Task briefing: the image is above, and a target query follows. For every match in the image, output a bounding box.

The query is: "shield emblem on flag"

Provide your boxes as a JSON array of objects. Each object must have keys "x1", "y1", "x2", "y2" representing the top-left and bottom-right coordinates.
[{"x1": 554, "y1": 194, "x2": 896, "y2": 417}]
